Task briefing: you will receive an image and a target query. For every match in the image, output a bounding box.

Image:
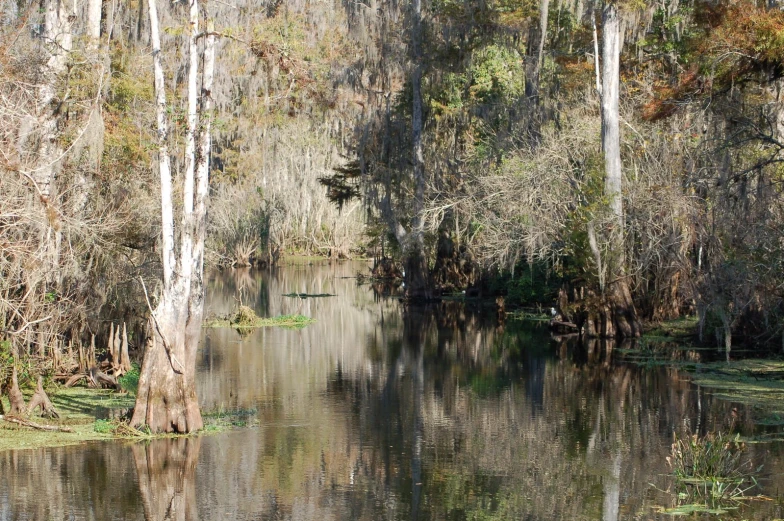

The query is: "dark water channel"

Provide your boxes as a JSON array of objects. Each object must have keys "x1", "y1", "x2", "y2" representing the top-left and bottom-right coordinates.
[{"x1": 2, "y1": 261, "x2": 784, "y2": 520}]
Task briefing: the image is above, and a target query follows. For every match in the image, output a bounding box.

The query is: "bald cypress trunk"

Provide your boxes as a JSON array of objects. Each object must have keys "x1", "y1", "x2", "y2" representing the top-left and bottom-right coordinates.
[
  {"x1": 601, "y1": 2, "x2": 641, "y2": 338},
  {"x1": 131, "y1": 0, "x2": 216, "y2": 433},
  {"x1": 405, "y1": 0, "x2": 432, "y2": 301}
]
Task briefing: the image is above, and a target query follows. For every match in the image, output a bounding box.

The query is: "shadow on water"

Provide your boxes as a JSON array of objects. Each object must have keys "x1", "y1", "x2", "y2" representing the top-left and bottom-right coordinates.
[{"x1": 1, "y1": 263, "x2": 783, "y2": 520}]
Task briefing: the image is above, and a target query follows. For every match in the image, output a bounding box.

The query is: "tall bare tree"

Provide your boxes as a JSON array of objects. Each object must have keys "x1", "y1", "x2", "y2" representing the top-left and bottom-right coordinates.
[
  {"x1": 600, "y1": 1, "x2": 640, "y2": 337},
  {"x1": 130, "y1": 0, "x2": 216, "y2": 433},
  {"x1": 405, "y1": 0, "x2": 431, "y2": 300}
]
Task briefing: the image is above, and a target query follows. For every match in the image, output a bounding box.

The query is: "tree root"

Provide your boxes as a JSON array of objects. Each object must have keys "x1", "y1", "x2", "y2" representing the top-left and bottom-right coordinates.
[
  {"x1": 8, "y1": 366, "x2": 26, "y2": 416},
  {"x1": 27, "y1": 376, "x2": 60, "y2": 418},
  {"x1": 89, "y1": 366, "x2": 121, "y2": 390}
]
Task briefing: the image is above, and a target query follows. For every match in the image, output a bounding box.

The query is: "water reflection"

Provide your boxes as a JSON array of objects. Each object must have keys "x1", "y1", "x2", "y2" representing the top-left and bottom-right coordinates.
[
  {"x1": 133, "y1": 438, "x2": 200, "y2": 521},
  {"x1": 1, "y1": 262, "x2": 783, "y2": 520}
]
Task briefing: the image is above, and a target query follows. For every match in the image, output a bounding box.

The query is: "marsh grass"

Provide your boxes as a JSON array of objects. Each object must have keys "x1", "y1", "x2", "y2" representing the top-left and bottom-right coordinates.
[
  {"x1": 665, "y1": 427, "x2": 764, "y2": 512},
  {"x1": 201, "y1": 408, "x2": 259, "y2": 432},
  {"x1": 204, "y1": 305, "x2": 314, "y2": 330}
]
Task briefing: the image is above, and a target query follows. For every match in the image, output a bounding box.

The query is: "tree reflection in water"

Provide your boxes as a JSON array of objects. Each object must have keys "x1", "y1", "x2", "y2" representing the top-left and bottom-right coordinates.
[
  {"x1": 132, "y1": 437, "x2": 201, "y2": 521},
  {"x1": 0, "y1": 264, "x2": 782, "y2": 520}
]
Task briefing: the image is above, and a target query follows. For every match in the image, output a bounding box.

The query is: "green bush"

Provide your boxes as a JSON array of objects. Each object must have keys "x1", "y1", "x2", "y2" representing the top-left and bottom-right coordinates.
[
  {"x1": 94, "y1": 419, "x2": 112, "y2": 434},
  {"x1": 118, "y1": 364, "x2": 140, "y2": 396},
  {"x1": 489, "y1": 261, "x2": 563, "y2": 307}
]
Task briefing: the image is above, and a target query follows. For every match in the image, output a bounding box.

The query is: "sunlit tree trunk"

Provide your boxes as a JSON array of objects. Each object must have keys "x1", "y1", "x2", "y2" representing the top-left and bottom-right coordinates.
[
  {"x1": 87, "y1": 0, "x2": 102, "y2": 46},
  {"x1": 525, "y1": 0, "x2": 550, "y2": 107},
  {"x1": 34, "y1": 0, "x2": 72, "y2": 200},
  {"x1": 601, "y1": 2, "x2": 640, "y2": 337},
  {"x1": 131, "y1": 0, "x2": 216, "y2": 433}
]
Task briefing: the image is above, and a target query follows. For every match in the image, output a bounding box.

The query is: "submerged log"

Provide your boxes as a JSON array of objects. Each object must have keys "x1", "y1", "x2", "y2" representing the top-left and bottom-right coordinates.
[{"x1": 549, "y1": 319, "x2": 579, "y2": 333}]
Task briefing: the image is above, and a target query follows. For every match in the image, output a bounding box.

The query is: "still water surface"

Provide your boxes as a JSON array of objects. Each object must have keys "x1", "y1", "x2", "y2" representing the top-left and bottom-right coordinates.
[{"x1": 2, "y1": 261, "x2": 783, "y2": 520}]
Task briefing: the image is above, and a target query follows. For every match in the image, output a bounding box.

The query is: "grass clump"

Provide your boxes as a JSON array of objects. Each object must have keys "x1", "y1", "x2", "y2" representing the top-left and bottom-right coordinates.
[
  {"x1": 231, "y1": 305, "x2": 258, "y2": 326},
  {"x1": 204, "y1": 306, "x2": 315, "y2": 330},
  {"x1": 93, "y1": 419, "x2": 112, "y2": 434},
  {"x1": 665, "y1": 427, "x2": 762, "y2": 510}
]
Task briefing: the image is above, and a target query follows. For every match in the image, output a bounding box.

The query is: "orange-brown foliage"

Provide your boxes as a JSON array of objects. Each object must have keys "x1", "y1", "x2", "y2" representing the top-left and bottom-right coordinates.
[{"x1": 643, "y1": 0, "x2": 784, "y2": 121}]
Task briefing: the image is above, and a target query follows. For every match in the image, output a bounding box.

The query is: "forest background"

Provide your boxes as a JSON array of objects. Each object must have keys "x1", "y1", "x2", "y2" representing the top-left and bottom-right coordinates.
[{"x1": 2, "y1": 0, "x2": 784, "y2": 399}]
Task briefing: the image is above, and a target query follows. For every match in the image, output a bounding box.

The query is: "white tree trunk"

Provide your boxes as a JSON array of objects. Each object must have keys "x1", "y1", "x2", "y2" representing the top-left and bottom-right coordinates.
[
  {"x1": 180, "y1": 0, "x2": 201, "y2": 293},
  {"x1": 406, "y1": 0, "x2": 430, "y2": 299},
  {"x1": 132, "y1": 0, "x2": 215, "y2": 433},
  {"x1": 87, "y1": 0, "x2": 102, "y2": 45},
  {"x1": 148, "y1": 0, "x2": 175, "y2": 292},
  {"x1": 591, "y1": 0, "x2": 602, "y2": 95},
  {"x1": 190, "y1": 22, "x2": 216, "y2": 319},
  {"x1": 601, "y1": 2, "x2": 623, "y2": 262},
  {"x1": 600, "y1": 2, "x2": 640, "y2": 338},
  {"x1": 34, "y1": 0, "x2": 73, "y2": 199},
  {"x1": 526, "y1": 0, "x2": 550, "y2": 103}
]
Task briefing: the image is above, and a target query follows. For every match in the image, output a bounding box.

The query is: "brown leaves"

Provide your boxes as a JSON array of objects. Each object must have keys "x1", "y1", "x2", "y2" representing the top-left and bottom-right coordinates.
[{"x1": 643, "y1": 1, "x2": 784, "y2": 121}]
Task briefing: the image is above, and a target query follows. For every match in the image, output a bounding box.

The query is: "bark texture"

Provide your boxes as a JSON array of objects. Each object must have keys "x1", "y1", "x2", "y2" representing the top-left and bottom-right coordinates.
[
  {"x1": 131, "y1": 0, "x2": 216, "y2": 433},
  {"x1": 405, "y1": 0, "x2": 432, "y2": 301},
  {"x1": 601, "y1": 2, "x2": 641, "y2": 338}
]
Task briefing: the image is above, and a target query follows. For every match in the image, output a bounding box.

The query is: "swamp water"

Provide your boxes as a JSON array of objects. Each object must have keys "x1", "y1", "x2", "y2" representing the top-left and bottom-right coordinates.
[{"x1": 1, "y1": 261, "x2": 783, "y2": 520}]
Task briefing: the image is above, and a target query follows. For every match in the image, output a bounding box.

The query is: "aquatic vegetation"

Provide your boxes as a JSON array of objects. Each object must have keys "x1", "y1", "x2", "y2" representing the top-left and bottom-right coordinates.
[
  {"x1": 204, "y1": 306, "x2": 315, "y2": 330},
  {"x1": 665, "y1": 428, "x2": 763, "y2": 512},
  {"x1": 201, "y1": 408, "x2": 259, "y2": 432},
  {"x1": 282, "y1": 293, "x2": 335, "y2": 298},
  {"x1": 93, "y1": 419, "x2": 112, "y2": 434}
]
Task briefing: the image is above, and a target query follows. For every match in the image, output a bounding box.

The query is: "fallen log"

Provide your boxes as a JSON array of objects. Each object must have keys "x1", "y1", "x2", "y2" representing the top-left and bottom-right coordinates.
[
  {"x1": 549, "y1": 318, "x2": 579, "y2": 333},
  {"x1": 89, "y1": 366, "x2": 121, "y2": 391},
  {"x1": 2, "y1": 416, "x2": 74, "y2": 433},
  {"x1": 64, "y1": 373, "x2": 88, "y2": 388}
]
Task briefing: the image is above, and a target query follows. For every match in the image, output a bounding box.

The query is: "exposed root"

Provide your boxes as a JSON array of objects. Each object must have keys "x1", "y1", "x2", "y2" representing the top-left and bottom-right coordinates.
[
  {"x1": 64, "y1": 373, "x2": 88, "y2": 388},
  {"x1": 27, "y1": 376, "x2": 60, "y2": 418},
  {"x1": 8, "y1": 366, "x2": 26, "y2": 415}
]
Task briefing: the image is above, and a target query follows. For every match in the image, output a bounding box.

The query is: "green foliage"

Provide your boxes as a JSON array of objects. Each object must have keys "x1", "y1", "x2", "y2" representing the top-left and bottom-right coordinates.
[
  {"x1": 561, "y1": 154, "x2": 609, "y2": 284},
  {"x1": 488, "y1": 261, "x2": 563, "y2": 307},
  {"x1": 469, "y1": 44, "x2": 524, "y2": 104},
  {"x1": 118, "y1": 364, "x2": 140, "y2": 396},
  {"x1": 93, "y1": 419, "x2": 112, "y2": 434}
]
